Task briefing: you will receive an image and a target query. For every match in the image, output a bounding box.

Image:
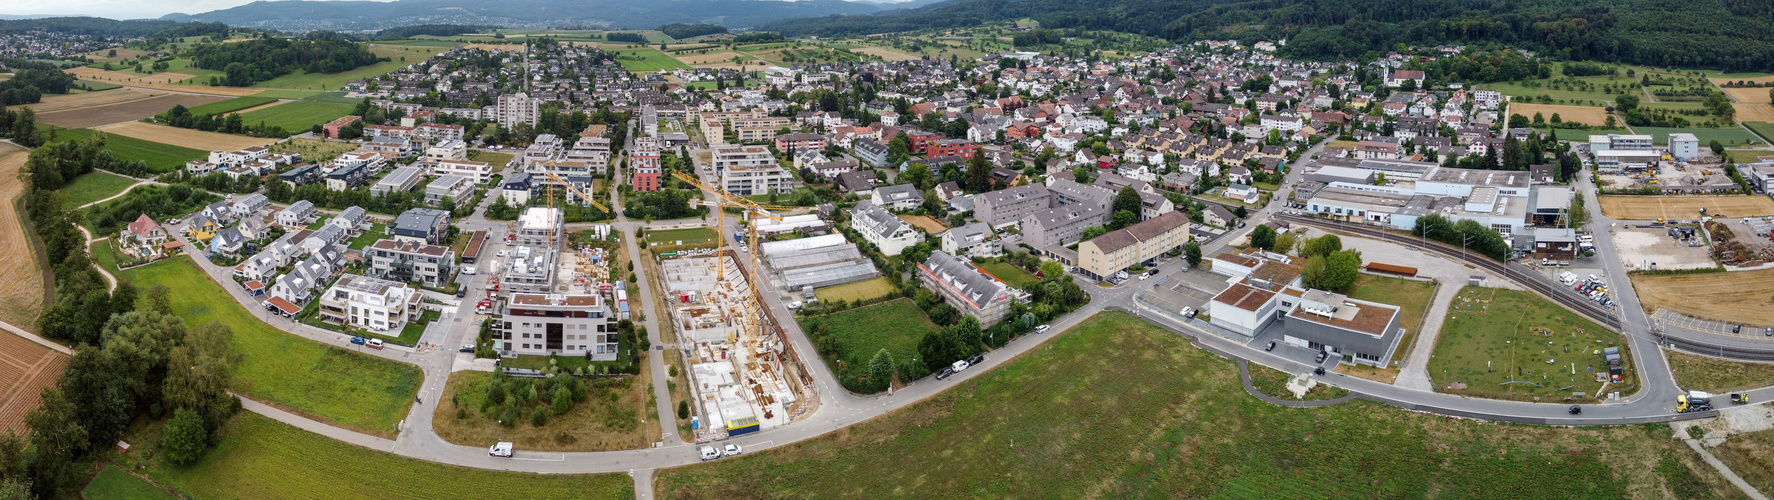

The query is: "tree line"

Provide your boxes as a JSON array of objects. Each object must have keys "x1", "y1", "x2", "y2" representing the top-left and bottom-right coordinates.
[
  {"x1": 155, "y1": 104, "x2": 292, "y2": 139},
  {"x1": 186, "y1": 37, "x2": 386, "y2": 86},
  {"x1": 0, "y1": 59, "x2": 79, "y2": 106},
  {"x1": 657, "y1": 23, "x2": 729, "y2": 40}
]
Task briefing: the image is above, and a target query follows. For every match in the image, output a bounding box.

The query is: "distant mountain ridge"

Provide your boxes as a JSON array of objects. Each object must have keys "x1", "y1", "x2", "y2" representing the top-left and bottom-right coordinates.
[
  {"x1": 758, "y1": 0, "x2": 1774, "y2": 71},
  {"x1": 156, "y1": 0, "x2": 913, "y2": 31}
]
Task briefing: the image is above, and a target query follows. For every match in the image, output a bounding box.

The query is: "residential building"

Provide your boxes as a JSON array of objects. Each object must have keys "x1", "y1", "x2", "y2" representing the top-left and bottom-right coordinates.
[
  {"x1": 917, "y1": 250, "x2": 1017, "y2": 326},
  {"x1": 495, "y1": 92, "x2": 541, "y2": 128},
  {"x1": 391, "y1": 208, "x2": 451, "y2": 245},
  {"x1": 974, "y1": 184, "x2": 1052, "y2": 227},
  {"x1": 854, "y1": 140, "x2": 890, "y2": 167},
  {"x1": 373, "y1": 166, "x2": 425, "y2": 195},
  {"x1": 721, "y1": 162, "x2": 788, "y2": 196},
  {"x1": 926, "y1": 139, "x2": 980, "y2": 159},
  {"x1": 425, "y1": 175, "x2": 474, "y2": 206},
  {"x1": 317, "y1": 274, "x2": 417, "y2": 333},
  {"x1": 630, "y1": 137, "x2": 662, "y2": 192},
  {"x1": 870, "y1": 184, "x2": 925, "y2": 211},
  {"x1": 502, "y1": 173, "x2": 533, "y2": 205},
  {"x1": 431, "y1": 160, "x2": 492, "y2": 184},
  {"x1": 331, "y1": 206, "x2": 368, "y2": 234},
  {"x1": 424, "y1": 140, "x2": 469, "y2": 164},
  {"x1": 326, "y1": 163, "x2": 369, "y2": 191},
  {"x1": 497, "y1": 293, "x2": 618, "y2": 360},
  {"x1": 1076, "y1": 211, "x2": 1191, "y2": 279},
  {"x1": 231, "y1": 193, "x2": 269, "y2": 219},
  {"x1": 709, "y1": 145, "x2": 774, "y2": 173},
  {"x1": 849, "y1": 201, "x2": 924, "y2": 256},
  {"x1": 368, "y1": 239, "x2": 457, "y2": 287},
  {"x1": 270, "y1": 255, "x2": 334, "y2": 305},
  {"x1": 1021, "y1": 204, "x2": 1107, "y2": 251},
  {"x1": 940, "y1": 222, "x2": 1000, "y2": 258},
  {"x1": 122, "y1": 214, "x2": 166, "y2": 245},
  {"x1": 514, "y1": 207, "x2": 563, "y2": 247},
  {"x1": 774, "y1": 133, "x2": 827, "y2": 153},
  {"x1": 280, "y1": 164, "x2": 321, "y2": 187}
]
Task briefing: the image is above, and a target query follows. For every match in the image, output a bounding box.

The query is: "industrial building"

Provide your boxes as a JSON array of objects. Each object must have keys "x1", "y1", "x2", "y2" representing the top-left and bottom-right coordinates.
[
  {"x1": 759, "y1": 234, "x2": 879, "y2": 291},
  {"x1": 1204, "y1": 253, "x2": 1407, "y2": 367}
]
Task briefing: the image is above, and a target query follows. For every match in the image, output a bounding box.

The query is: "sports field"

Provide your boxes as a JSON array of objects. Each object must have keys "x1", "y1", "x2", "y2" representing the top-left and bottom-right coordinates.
[
  {"x1": 36, "y1": 93, "x2": 223, "y2": 128},
  {"x1": 233, "y1": 101, "x2": 355, "y2": 133},
  {"x1": 1507, "y1": 103, "x2": 1610, "y2": 126},
  {"x1": 1598, "y1": 195, "x2": 1774, "y2": 220},
  {"x1": 133, "y1": 413, "x2": 631, "y2": 500},
  {"x1": 46, "y1": 128, "x2": 207, "y2": 174},
  {"x1": 1632, "y1": 267, "x2": 1774, "y2": 326},
  {"x1": 658, "y1": 311, "x2": 1735, "y2": 498},
  {"x1": 0, "y1": 143, "x2": 46, "y2": 330},
  {"x1": 120, "y1": 257, "x2": 423, "y2": 434},
  {"x1": 95, "y1": 121, "x2": 277, "y2": 151}
]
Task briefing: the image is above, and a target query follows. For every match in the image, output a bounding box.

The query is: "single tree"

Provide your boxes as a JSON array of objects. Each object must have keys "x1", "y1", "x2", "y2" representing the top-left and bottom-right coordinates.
[
  {"x1": 1250, "y1": 225, "x2": 1277, "y2": 250},
  {"x1": 1183, "y1": 241, "x2": 1202, "y2": 268},
  {"x1": 160, "y1": 408, "x2": 209, "y2": 465}
]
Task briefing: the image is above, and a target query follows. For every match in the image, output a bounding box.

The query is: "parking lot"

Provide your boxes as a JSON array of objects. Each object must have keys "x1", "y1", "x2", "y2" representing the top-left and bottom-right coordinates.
[
  {"x1": 1653, "y1": 309, "x2": 1774, "y2": 340},
  {"x1": 1138, "y1": 268, "x2": 1230, "y2": 317},
  {"x1": 1609, "y1": 225, "x2": 1716, "y2": 270}
]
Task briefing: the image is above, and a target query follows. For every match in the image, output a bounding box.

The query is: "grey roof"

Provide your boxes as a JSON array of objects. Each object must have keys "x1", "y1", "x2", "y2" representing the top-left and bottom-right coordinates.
[
  {"x1": 393, "y1": 208, "x2": 450, "y2": 236},
  {"x1": 977, "y1": 183, "x2": 1048, "y2": 207},
  {"x1": 921, "y1": 249, "x2": 1007, "y2": 306},
  {"x1": 943, "y1": 222, "x2": 995, "y2": 247},
  {"x1": 873, "y1": 183, "x2": 924, "y2": 204},
  {"x1": 377, "y1": 166, "x2": 424, "y2": 190},
  {"x1": 336, "y1": 206, "x2": 368, "y2": 226},
  {"x1": 850, "y1": 201, "x2": 913, "y2": 237},
  {"x1": 284, "y1": 200, "x2": 315, "y2": 215},
  {"x1": 1047, "y1": 178, "x2": 1114, "y2": 206}
]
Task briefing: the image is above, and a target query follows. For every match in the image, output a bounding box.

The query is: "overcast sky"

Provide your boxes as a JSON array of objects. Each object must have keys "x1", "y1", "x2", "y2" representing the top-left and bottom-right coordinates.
[{"x1": 3, "y1": 0, "x2": 391, "y2": 20}]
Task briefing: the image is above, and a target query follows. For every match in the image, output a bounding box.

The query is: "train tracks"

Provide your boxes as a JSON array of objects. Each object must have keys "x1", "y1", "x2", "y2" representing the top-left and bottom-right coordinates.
[{"x1": 1280, "y1": 215, "x2": 1774, "y2": 361}]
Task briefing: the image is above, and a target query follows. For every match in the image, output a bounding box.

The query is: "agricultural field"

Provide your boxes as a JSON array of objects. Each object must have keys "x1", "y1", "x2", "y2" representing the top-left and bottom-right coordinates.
[
  {"x1": 1720, "y1": 87, "x2": 1771, "y2": 104},
  {"x1": 673, "y1": 51, "x2": 744, "y2": 65},
  {"x1": 35, "y1": 92, "x2": 223, "y2": 129},
  {"x1": 1735, "y1": 103, "x2": 1774, "y2": 124},
  {"x1": 644, "y1": 227, "x2": 718, "y2": 245},
  {"x1": 1481, "y1": 66, "x2": 1642, "y2": 107},
  {"x1": 813, "y1": 277, "x2": 895, "y2": 303},
  {"x1": 803, "y1": 298, "x2": 939, "y2": 380},
  {"x1": 64, "y1": 66, "x2": 197, "y2": 85},
  {"x1": 94, "y1": 121, "x2": 277, "y2": 151},
  {"x1": 430, "y1": 369, "x2": 657, "y2": 452},
  {"x1": 0, "y1": 143, "x2": 48, "y2": 330},
  {"x1": 43, "y1": 127, "x2": 207, "y2": 174},
  {"x1": 1713, "y1": 427, "x2": 1774, "y2": 495},
  {"x1": 6, "y1": 87, "x2": 158, "y2": 113},
  {"x1": 607, "y1": 48, "x2": 693, "y2": 73},
  {"x1": 1428, "y1": 287, "x2": 1638, "y2": 401},
  {"x1": 1746, "y1": 122, "x2": 1774, "y2": 143},
  {"x1": 233, "y1": 101, "x2": 355, "y2": 133},
  {"x1": 1723, "y1": 149, "x2": 1774, "y2": 164},
  {"x1": 0, "y1": 327, "x2": 69, "y2": 437},
  {"x1": 80, "y1": 47, "x2": 150, "y2": 63},
  {"x1": 658, "y1": 311, "x2": 1735, "y2": 499},
  {"x1": 1633, "y1": 126, "x2": 1763, "y2": 146},
  {"x1": 1346, "y1": 274, "x2": 1437, "y2": 361},
  {"x1": 1598, "y1": 195, "x2": 1774, "y2": 220},
  {"x1": 82, "y1": 465, "x2": 178, "y2": 500},
  {"x1": 61, "y1": 171, "x2": 140, "y2": 207},
  {"x1": 1631, "y1": 267, "x2": 1774, "y2": 326},
  {"x1": 975, "y1": 261, "x2": 1042, "y2": 289},
  {"x1": 124, "y1": 413, "x2": 632, "y2": 500},
  {"x1": 852, "y1": 46, "x2": 918, "y2": 61},
  {"x1": 1507, "y1": 103, "x2": 1611, "y2": 126},
  {"x1": 119, "y1": 257, "x2": 423, "y2": 435},
  {"x1": 185, "y1": 96, "x2": 279, "y2": 116},
  {"x1": 1665, "y1": 351, "x2": 1774, "y2": 394},
  {"x1": 251, "y1": 44, "x2": 440, "y2": 91}
]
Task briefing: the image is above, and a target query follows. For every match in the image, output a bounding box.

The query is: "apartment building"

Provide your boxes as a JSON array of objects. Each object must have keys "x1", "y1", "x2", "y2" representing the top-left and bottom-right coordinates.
[
  {"x1": 1076, "y1": 211, "x2": 1190, "y2": 279},
  {"x1": 497, "y1": 293, "x2": 619, "y2": 360},
  {"x1": 917, "y1": 250, "x2": 1017, "y2": 326},
  {"x1": 974, "y1": 184, "x2": 1052, "y2": 227},
  {"x1": 317, "y1": 274, "x2": 418, "y2": 332},
  {"x1": 630, "y1": 137, "x2": 662, "y2": 192},
  {"x1": 849, "y1": 201, "x2": 924, "y2": 256},
  {"x1": 514, "y1": 207, "x2": 564, "y2": 247},
  {"x1": 709, "y1": 145, "x2": 775, "y2": 173},
  {"x1": 367, "y1": 239, "x2": 457, "y2": 288},
  {"x1": 431, "y1": 160, "x2": 492, "y2": 183},
  {"x1": 721, "y1": 163, "x2": 788, "y2": 196}
]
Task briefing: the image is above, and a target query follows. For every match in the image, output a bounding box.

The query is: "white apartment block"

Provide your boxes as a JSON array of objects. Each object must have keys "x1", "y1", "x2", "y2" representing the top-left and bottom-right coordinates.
[{"x1": 317, "y1": 274, "x2": 417, "y2": 333}]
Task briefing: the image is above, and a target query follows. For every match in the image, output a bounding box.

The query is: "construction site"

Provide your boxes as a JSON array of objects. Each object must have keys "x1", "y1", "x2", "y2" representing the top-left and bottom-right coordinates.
[{"x1": 659, "y1": 249, "x2": 817, "y2": 442}]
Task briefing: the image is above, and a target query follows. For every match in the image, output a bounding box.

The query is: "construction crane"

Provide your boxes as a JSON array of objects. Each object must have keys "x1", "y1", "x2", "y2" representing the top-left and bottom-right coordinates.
[
  {"x1": 670, "y1": 171, "x2": 799, "y2": 281},
  {"x1": 535, "y1": 167, "x2": 611, "y2": 249}
]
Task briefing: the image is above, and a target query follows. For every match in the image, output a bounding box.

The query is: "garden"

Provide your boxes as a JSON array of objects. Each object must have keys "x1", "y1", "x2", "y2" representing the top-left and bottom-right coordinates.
[{"x1": 1427, "y1": 287, "x2": 1638, "y2": 401}]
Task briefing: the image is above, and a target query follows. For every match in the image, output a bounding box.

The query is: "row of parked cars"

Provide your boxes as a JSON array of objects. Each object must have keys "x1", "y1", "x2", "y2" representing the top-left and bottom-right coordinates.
[{"x1": 1559, "y1": 272, "x2": 1614, "y2": 308}]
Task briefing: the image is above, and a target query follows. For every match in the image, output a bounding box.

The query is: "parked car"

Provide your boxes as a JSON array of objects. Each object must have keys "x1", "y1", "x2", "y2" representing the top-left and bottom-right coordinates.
[
  {"x1": 462, "y1": 266, "x2": 476, "y2": 275},
  {"x1": 456, "y1": 287, "x2": 467, "y2": 298},
  {"x1": 1766, "y1": 327, "x2": 1772, "y2": 337},
  {"x1": 1034, "y1": 324, "x2": 1051, "y2": 334},
  {"x1": 1264, "y1": 341, "x2": 1276, "y2": 352},
  {"x1": 1181, "y1": 307, "x2": 1199, "y2": 319},
  {"x1": 1568, "y1": 405, "x2": 1582, "y2": 415},
  {"x1": 723, "y1": 444, "x2": 743, "y2": 457},
  {"x1": 350, "y1": 336, "x2": 365, "y2": 345},
  {"x1": 935, "y1": 367, "x2": 954, "y2": 380},
  {"x1": 699, "y1": 446, "x2": 720, "y2": 461},
  {"x1": 1734, "y1": 324, "x2": 1743, "y2": 334},
  {"x1": 459, "y1": 344, "x2": 475, "y2": 353},
  {"x1": 968, "y1": 354, "x2": 985, "y2": 367},
  {"x1": 367, "y1": 339, "x2": 385, "y2": 349},
  {"x1": 952, "y1": 360, "x2": 970, "y2": 373},
  {"x1": 489, "y1": 442, "x2": 514, "y2": 457},
  {"x1": 1314, "y1": 351, "x2": 1328, "y2": 363}
]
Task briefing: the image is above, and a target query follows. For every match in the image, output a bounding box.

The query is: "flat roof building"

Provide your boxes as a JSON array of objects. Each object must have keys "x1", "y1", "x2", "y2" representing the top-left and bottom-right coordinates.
[{"x1": 499, "y1": 293, "x2": 618, "y2": 360}]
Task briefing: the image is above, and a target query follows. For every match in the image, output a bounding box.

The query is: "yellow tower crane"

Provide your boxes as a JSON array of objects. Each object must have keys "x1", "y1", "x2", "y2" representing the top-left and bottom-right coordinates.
[
  {"x1": 669, "y1": 171, "x2": 805, "y2": 371},
  {"x1": 536, "y1": 167, "x2": 611, "y2": 249}
]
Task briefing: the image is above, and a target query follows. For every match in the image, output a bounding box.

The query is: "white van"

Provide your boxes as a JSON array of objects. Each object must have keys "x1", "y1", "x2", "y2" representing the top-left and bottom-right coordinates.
[
  {"x1": 462, "y1": 265, "x2": 476, "y2": 275},
  {"x1": 699, "y1": 446, "x2": 721, "y2": 461},
  {"x1": 952, "y1": 360, "x2": 970, "y2": 373}
]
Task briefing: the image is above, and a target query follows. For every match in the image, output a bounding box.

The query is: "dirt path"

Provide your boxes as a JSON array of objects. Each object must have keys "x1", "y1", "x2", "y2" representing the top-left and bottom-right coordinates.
[
  {"x1": 76, "y1": 180, "x2": 149, "y2": 209},
  {"x1": 75, "y1": 225, "x2": 117, "y2": 293}
]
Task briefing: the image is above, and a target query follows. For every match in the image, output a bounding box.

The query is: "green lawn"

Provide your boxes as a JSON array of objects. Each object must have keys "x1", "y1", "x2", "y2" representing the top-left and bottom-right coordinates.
[
  {"x1": 1345, "y1": 274, "x2": 1437, "y2": 365},
  {"x1": 252, "y1": 44, "x2": 440, "y2": 91},
  {"x1": 347, "y1": 223, "x2": 385, "y2": 250},
  {"x1": 1428, "y1": 287, "x2": 1638, "y2": 401},
  {"x1": 607, "y1": 48, "x2": 692, "y2": 73},
  {"x1": 1542, "y1": 127, "x2": 1634, "y2": 142},
  {"x1": 644, "y1": 227, "x2": 717, "y2": 245},
  {"x1": 61, "y1": 171, "x2": 139, "y2": 207},
  {"x1": 233, "y1": 101, "x2": 356, "y2": 133},
  {"x1": 41, "y1": 127, "x2": 206, "y2": 173},
  {"x1": 119, "y1": 257, "x2": 423, "y2": 435},
  {"x1": 469, "y1": 150, "x2": 514, "y2": 172},
  {"x1": 1724, "y1": 149, "x2": 1774, "y2": 163},
  {"x1": 82, "y1": 465, "x2": 178, "y2": 500},
  {"x1": 185, "y1": 96, "x2": 278, "y2": 117},
  {"x1": 658, "y1": 311, "x2": 1732, "y2": 498},
  {"x1": 1632, "y1": 126, "x2": 1764, "y2": 146},
  {"x1": 1746, "y1": 122, "x2": 1774, "y2": 144},
  {"x1": 976, "y1": 261, "x2": 1041, "y2": 289},
  {"x1": 802, "y1": 298, "x2": 939, "y2": 385},
  {"x1": 813, "y1": 277, "x2": 895, "y2": 303},
  {"x1": 135, "y1": 413, "x2": 630, "y2": 500}
]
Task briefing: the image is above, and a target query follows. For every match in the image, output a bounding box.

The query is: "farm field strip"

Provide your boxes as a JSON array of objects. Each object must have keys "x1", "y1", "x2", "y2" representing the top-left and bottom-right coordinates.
[
  {"x1": 233, "y1": 101, "x2": 355, "y2": 133},
  {"x1": 0, "y1": 144, "x2": 46, "y2": 331},
  {"x1": 185, "y1": 96, "x2": 280, "y2": 116},
  {"x1": 1505, "y1": 102, "x2": 1610, "y2": 126},
  {"x1": 35, "y1": 93, "x2": 224, "y2": 129},
  {"x1": 1597, "y1": 195, "x2": 1774, "y2": 220},
  {"x1": 1632, "y1": 267, "x2": 1774, "y2": 326},
  {"x1": 45, "y1": 128, "x2": 208, "y2": 174},
  {"x1": 95, "y1": 121, "x2": 277, "y2": 151},
  {"x1": 5, "y1": 87, "x2": 165, "y2": 113}
]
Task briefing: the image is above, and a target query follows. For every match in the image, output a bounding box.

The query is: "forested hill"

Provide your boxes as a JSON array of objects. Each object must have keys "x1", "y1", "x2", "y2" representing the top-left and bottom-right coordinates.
[{"x1": 759, "y1": 0, "x2": 1774, "y2": 70}]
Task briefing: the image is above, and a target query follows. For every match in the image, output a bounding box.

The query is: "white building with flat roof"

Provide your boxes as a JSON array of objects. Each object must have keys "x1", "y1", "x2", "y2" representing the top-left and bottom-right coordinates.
[{"x1": 1668, "y1": 133, "x2": 1700, "y2": 161}]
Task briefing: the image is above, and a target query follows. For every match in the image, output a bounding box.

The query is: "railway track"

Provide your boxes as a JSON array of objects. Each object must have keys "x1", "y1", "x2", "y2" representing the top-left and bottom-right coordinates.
[{"x1": 1280, "y1": 215, "x2": 1774, "y2": 361}]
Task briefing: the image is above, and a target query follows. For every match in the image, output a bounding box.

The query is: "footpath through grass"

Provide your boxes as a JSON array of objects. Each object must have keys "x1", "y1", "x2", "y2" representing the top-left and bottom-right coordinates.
[
  {"x1": 82, "y1": 465, "x2": 178, "y2": 500},
  {"x1": 137, "y1": 412, "x2": 632, "y2": 500},
  {"x1": 60, "y1": 171, "x2": 138, "y2": 207},
  {"x1": 658, "y1": 311, "x2": 1733, "y2": 498},
  {"x1": 1428, "y1": 287, "x2": 1638, "y2": 401},
  {"x1": 119, "y1": 256, "x2": 422, "y2": 435}
]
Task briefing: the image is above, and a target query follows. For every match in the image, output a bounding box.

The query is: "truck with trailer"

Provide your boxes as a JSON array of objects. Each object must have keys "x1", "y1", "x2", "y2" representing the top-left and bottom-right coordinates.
[{"x1": 1677, "y1": 391, "x2": 1714, "y2": 413}]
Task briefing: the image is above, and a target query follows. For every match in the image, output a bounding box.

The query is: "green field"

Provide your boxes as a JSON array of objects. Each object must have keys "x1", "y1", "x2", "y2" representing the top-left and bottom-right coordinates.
[
  {"x1": 1746, "y1": 122, "x2": 1774, "y2": 143},
  {"x1": 347, "y1": 222, "x2": 386, "y2": 250},
  {"x1": 1724, "y1": 149, "x2": 1774, "y2": 163},
  {"x1": 468, "y1": 150, "x2": 514, "y2": 171},
  {"x1": 976, "y1": 261, "x2": 1041, "y2": 289},
  {"x1": 132, "y1": 412, "x2": 631, "y2": 500},
  {"x1": 82, "y1": 465, "x2": 179, "y2": 500},
  {"x1": 252, "y1": 44, "x2": 440, "y2": 90},
  {"x1": 1429, "y1": 287, "x2": 1638, "y2": 401},
  {"x1": 186, "y1": 96, "x2": 278, "y2": 116},
  {"x1": 120, "y1": 257, "x2": 423, "y2": 434},
  {"x1": 644, "y1": 227, "x2": 718, "y2": 245},
  {"x1": 1542, "y1": 127, "x2": 1634, "y2": 142},
  {"x1": 1346, "y1": 274, "x2": 1437, "y2": 364},
  {"x1": 804, "y1": 298, "x2": 939, "y2": 383},
  {"x1": 88, "y1": 56, "x2": 226, "y2": 82},
  {"x1": 61, "y1": 171, "x2": 139, "y2": 207},
  {"x1": 813, "y1": 277, "x2": 895, "y2": 303},
  {"x1": 658, "y1": 311, "x2": 1732, "y2": 498},
  {"x1": 1633, "y1": 126, "x2": 1764, "y2": 146},
  {"x1": 608, "y1": 48, "x2": 692, "y2": 73},
  {"x1": 234, "y1": 101, "x2": 356, "y2": 133},
  {"x1": 43, "y1": 127, "x2": 206, "y2": 173}
]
